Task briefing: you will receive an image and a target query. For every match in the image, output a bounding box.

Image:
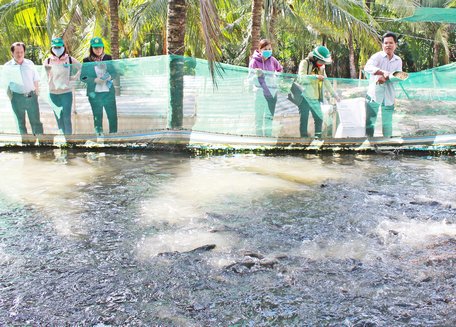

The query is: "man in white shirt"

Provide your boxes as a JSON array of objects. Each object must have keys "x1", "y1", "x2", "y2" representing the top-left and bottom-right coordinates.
[
  {"x1": 364, "y1": 32, "x2": 403, "y2": 137},
  {"x1": 4, "y1": 42, "x2": 43, "y2": 135}
]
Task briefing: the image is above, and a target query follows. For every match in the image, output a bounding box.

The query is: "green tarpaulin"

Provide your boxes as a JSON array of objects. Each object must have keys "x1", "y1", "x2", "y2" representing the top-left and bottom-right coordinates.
[{"x1": 401, "y1": 7, "x2": 456, "y2": 24}]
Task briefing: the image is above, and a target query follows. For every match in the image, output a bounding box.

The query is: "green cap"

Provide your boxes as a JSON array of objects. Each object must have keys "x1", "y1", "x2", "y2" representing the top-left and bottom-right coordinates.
[
  {"x1": 312, "y1": 45, "x2": 332, "y2": 64},
  {"x1": 51, "y1": 37, "x2": 64, "y2": 47},
  {"x1": 90, "y1": 37, "x2": 104, "y2": 48}
]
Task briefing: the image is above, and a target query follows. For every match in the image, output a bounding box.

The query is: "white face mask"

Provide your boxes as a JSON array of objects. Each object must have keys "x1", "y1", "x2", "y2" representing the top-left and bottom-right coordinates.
[{"x1": 52, "y1": 47, "x2": 65, "y2": 57}]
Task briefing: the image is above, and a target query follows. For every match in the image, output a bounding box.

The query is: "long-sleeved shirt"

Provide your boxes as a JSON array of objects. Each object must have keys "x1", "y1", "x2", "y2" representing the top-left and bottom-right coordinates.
[
  {"x1": 3, "y1": 58, "x2": 40, "y2": 94},
  {"x1": 80, "y1": 54, "x2": 117, "y2": 97},
  {"x1": 298, "y1": 58, "x2": 337, "y2": 102},
  {"x1": 364, "y1": 51, "x2": 402, "y2": 106},
  {"x1": 248, "y1": 50, "x2": 283, "y2": 97}
]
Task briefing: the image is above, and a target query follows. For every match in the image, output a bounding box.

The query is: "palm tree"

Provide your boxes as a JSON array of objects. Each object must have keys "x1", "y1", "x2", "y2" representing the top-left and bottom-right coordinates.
[
  {"x1": 0, "y1": 0, "x2": 118, "y2": 61},
  {"x1": 167, "y1": 0, "x2": 187, "y2": 128},
  {"x1": 374, "y1": 0, "x2": 453, "y2": 67},
  {"x1": 161, "y1": 0, "x2": 223, "y2": 128},
  {"x1": 121, "y1": 0, "x2": 224, "y2": 128},
  {"x1": 288, "y1": 0, "x2": 380, "y2": 78},
  {"x1": 109, "y1": 0, "x2": 120, "y2": 59},
  {"x1": 250, "y1": 0, "x2": 262, "y2": 54},
  {"x1": 129, "y1": 0, "x2": 168, "y2": 56}
]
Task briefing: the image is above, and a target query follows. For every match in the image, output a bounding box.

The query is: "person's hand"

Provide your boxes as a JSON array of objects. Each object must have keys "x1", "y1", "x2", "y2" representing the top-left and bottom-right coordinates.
[
  {"x1": 255, "y1": 69, "x2": 264, "y2": 77},
  {"x1": 6, "y1": 88, "x2": 12, "y2": 100},
  {"x1": 377, "y1": 75, "x2": 387, "y2": 84},
  {"x1": 35, "y1": 89, "x2": 40, "y2": 96},
  {"x1": 94, "y1": 77, "x2": 104, "y2": 84},
  {"x1": 316, "y1": 75, "x2": 325, "y2": 81}
]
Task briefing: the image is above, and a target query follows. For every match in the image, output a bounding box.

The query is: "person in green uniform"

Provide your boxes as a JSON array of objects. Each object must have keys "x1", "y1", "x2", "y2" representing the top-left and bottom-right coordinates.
[
  {"x1": 80, "y1": 37, "x2": 118, "y2": 135},
  {"x1": 296, "y1": 45, "x2": 339, "y2": 138}
]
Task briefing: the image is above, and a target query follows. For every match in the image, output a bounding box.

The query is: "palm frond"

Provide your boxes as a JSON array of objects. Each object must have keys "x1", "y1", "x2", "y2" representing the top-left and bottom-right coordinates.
[{"x1": 199, "y1": 0, "x2": 224, "y2": 82}]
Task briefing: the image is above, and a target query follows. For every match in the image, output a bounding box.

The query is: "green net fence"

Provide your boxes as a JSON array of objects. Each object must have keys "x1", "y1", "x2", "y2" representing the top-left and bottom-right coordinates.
[
  {"x1": 0, "y1": 55, "x2": 455, "y2": 141},
  {"x1": 400, "y1": 8, "x2": 456, "y2": 24}
]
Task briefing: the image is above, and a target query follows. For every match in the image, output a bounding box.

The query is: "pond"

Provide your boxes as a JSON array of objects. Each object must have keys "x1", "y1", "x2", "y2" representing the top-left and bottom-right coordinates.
[{"x1": 0, "y1": 150, "x2": 455, "y2": 326}]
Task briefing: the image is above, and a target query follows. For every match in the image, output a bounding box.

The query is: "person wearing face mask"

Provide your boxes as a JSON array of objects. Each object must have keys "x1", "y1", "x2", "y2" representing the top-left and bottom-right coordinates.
[
  {"x1": 364, "y1": 32, "x2": 403, "y2": 138},
  {"x1": 295, "y1": 45, "x2": 340, "y2": 138},
  {"x1": 248, "y1": 39, "x2": 283, "y2": 137},
  {"x1": 44, "y1": 37, "x2": 81, "y2": 135},
  {"x1": 80, "y1": 37, "x2": 118, "y2": 135}
]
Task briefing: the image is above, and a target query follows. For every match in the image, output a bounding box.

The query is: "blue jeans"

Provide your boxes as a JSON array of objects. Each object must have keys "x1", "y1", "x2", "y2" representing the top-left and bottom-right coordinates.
[{"x1": 50, "y1": 92, "x2": 73, "y2": 135}]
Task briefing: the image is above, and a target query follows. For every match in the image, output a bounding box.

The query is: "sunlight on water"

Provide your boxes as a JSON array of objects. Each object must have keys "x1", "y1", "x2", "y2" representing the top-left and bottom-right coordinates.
[
  {"x1": 236, "y1": 155, "x2": 345, "y2": 185},
  {"x1": 137, "y1": 228, "x2": 238, "y2": 258},
  {"x1": 140, "y1": 156, "x2": 346, "y2": 227},
  {"x1": 1, "y1": 151, "x2": 456, "y2": 325},
  {"x1": 139, "y1": 156, "x2": 356, "y2": 260},
  {"x1": 140, "y1": 160, "x2": 296, "y2": 226},
  {"x1": 377, "y1": 219, "x2": 456, "y2": 247},
  {"x1": 403, "y1": 160, "x2": 456, "y2": 207},
  {"x1": 0, "y1": 151, "x2": 98, "y2": 237},
  {"x1": 299, "y1": 218, "x2": 456, "y2": 261}
]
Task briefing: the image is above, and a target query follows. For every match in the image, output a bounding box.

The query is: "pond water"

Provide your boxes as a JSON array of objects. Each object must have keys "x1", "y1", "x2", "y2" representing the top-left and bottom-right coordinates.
[{"x1": 0, "y1": 150, "x2": 455, "y2": 326}]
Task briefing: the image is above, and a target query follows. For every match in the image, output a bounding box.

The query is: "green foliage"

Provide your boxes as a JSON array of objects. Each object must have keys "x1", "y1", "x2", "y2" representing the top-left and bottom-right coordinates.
[{"x1": 0, "y1": 0, "x2": 453, "y2": 75}]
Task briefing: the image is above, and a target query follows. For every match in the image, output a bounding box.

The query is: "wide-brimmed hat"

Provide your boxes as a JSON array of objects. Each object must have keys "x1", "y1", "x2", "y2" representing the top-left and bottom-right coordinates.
[
  {"x1": 90, "y1": 37, "x2": 104, "y2": 48},
  {"x1": 312, "y1": 45, "x2": 332, "y2": 64},
  {"x1": 51, "y1": 37, "x2": 64, "y2": 47}
]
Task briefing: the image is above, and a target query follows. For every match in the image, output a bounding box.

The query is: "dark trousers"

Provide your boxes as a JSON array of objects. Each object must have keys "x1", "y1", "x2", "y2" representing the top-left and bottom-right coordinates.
[
  {"x1": 88, "y1": 92, "x2": 118, "y2": 134},
  {"x1": 255, "y1": 93, "x2": 277, "y2": 137},
  {"x1": 50, "y1": 92, "x2": 73, "y2": 135},
  {"x1": 11, "y1": 92, "x2": 43, "y2": 135},
  {"x1": 298, "y1": 98, "x2": 323, "y2": 138},
  {"x1": 365, "y1": 96, "x2": 394, "y2": 137}
]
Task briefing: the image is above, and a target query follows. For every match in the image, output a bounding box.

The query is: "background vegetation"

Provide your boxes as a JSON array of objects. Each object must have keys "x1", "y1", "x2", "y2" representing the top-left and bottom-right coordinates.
[{"x1": 0, "y1": 0, "x2": 455, "y2": 78}]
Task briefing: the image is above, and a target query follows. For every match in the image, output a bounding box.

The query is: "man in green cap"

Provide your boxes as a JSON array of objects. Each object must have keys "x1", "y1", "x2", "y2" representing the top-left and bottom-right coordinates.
[
  {"x1": 80, "y1": 37, "x2": 118, "y2": 135},
  {"x1": 291, "y1": 45, "x2": 340, "y2": 138}
]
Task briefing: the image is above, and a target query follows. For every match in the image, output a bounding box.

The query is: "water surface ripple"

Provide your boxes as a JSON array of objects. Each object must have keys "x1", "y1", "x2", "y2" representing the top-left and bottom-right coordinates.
[{"x1": 0, "y1": 150, "x2": 455, "y2": 326}]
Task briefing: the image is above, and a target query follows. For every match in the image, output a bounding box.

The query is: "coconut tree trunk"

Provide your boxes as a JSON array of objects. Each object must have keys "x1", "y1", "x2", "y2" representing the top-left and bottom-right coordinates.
[
  {"x1": 433, "y1": 42, "x2": 440, "y2": 67},
  {"x1": 250, "y1": 0, "x2": 262, "y2": 55},
  {"x1": 268, "y1": 3, "x2": 278, "y2": 46},
  {"x1": 167, "y1": 0, "x2": 187, "y2": 128},
  {"x1": 109, "y1": 0, "x2": 120, "y2": 59},
  {"x1": 348, "y1": 31, "x2": 357, "y2": 78}
]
